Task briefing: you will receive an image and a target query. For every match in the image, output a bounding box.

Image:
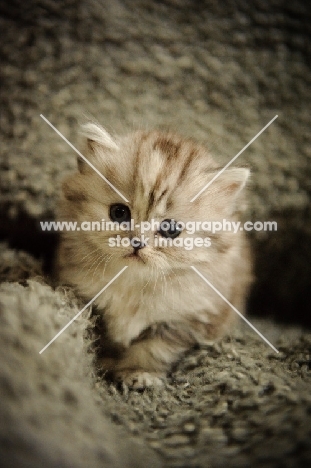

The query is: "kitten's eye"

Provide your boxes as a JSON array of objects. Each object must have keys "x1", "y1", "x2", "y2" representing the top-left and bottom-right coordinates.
[
  {"x1": 109, "y1": 204, "x2": 131, "y2": 223},
  {"x1": 159, "y1": 219, "x2": 182, "y2": 239}
]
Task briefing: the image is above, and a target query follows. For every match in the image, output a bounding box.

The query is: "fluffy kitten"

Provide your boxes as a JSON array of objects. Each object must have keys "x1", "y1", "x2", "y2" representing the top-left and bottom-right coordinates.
[{"x1": 56, "y1": 124, "x2": 252, "y2": 388}]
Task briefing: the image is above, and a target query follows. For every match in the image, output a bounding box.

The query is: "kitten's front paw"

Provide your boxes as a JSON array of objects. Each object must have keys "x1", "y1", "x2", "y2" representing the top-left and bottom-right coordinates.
[{"x1": 115, "y1": 370, "x2": 165, "y2": 389}]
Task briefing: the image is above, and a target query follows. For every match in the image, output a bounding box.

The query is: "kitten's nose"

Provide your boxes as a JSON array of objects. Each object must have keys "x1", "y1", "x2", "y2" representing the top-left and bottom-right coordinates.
[
  {"x1": 133, "y1": 241, "x2": 145, "y2": 251},
  {"x1": 131, "y1": 237, "x2": 146, "y2": 252},
  {"x1": 131, "y1": 236, "x2": 146, "y2": 253}
]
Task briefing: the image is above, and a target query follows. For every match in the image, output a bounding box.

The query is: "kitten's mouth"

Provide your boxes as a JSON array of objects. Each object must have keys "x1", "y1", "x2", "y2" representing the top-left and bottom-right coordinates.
[{"x1": 124, "y1": 252, "x2": 145, "y2": 263}]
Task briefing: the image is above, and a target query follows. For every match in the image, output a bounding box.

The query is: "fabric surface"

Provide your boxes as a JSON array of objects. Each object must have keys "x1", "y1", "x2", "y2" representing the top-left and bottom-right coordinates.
[
  {"x1": 0, "y1": 244, "x2": 310, "y2": 467},
  {"x1": 0, "y1": 1, "x2": 311, "y2": 467},
  {"x1": 1, "y1": 0, "x2": 311, "y2": 323},
  {"x1": 0, "y1": 244, "x2": 161, "y2": 468}
]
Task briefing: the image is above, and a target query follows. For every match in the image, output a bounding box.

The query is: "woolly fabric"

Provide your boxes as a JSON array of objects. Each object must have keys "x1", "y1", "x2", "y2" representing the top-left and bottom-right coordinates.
[
  {"x1": 0, "y1": 244, "x2": 310, "y2": 467},
  {"x1": 1, "y1": 0, "x2": 311, "y2": 323},
  {"x1": 0, "y1": 244, "x2": 161, "y2": 468}
]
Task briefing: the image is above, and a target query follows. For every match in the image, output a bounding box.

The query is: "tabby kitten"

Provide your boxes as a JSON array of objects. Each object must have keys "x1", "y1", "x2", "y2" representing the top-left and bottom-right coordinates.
[{"x1": 57, "y1": 123, "x2": 252, "y2": 388}]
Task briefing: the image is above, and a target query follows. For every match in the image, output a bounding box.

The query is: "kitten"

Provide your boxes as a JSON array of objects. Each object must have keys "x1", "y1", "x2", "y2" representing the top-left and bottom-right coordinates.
[{"x1": 56, "y1": 123, "x2": 252, "y2": 388}]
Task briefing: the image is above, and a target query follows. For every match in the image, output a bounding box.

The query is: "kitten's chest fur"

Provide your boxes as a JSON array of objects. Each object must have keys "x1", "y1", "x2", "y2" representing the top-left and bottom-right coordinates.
[{"x1": 94, "y1": 268, "x2": 225, "y2": 347}]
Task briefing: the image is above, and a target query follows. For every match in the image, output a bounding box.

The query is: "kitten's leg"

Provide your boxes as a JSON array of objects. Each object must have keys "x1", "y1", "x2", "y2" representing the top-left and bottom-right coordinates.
[
  {"x1": 104, "y1": 321, "x2": 218, "y2": 389},
  {"x1": 112, "y1": 335, "x2": 184, "y2": 388}
]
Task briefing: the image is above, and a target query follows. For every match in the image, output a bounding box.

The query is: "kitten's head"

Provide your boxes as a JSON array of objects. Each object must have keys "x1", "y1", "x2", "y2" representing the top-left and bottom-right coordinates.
[{"x1": 60, "y1": 123, "x2": 249, "y2": 277}]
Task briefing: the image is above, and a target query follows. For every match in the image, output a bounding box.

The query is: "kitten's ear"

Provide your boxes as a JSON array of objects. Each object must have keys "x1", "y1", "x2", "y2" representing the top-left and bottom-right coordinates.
[
  {"x1": 205, "y1": 167, "x2": 250, "y2": 214},
  {"x1": 78, "y1": 122, "x2": 119, "y2": 173}
]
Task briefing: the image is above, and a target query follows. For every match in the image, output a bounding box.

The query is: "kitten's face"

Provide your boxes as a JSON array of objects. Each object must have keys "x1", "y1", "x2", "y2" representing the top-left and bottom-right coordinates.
[{"x1": 60, "y1": 125, "x2": 249, "y2": 276}]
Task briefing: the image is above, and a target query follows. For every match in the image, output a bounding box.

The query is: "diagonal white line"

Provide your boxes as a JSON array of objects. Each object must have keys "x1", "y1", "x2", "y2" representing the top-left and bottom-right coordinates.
[
  {"x1": 190, "y1": 115, "x2": 278, "y2": 202},
  {"x1": 40, "y1": 114, "x2": 129, "y2": 203},
  {"x1": 39, "y1": 266, "x2": 128, "y2": 354},
  {"x1": 191, "y1": 266, "x2": 279, "y2": 353}
]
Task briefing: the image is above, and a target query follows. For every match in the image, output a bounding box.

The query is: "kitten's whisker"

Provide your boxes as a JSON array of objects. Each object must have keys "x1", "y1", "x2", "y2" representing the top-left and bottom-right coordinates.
[
  {"x1": 81, "y1": 251, "x2": 112, "y2": 280},
  {"x1": 164, "y1": 269, "x2": 177, "y2": 309},
  {"x1": 150, "y1": 264, "x2": 160, "y2": 301},
  {"x1": 167, "y1": 268, "x2": 183, "y2": 292},
  {"x1": 158, "y1": 267, "x2": 165, "y2": 298},
  {"x1": 158, "y1": 266, "x2": 168, "y2": 299},
  {"x1": 79, "y1": 251, "x2": 106, "y2": 278},
  {"x1": 66, "y1": 245, "x2": 101, "y2": 264},
  {"x1": 87, "y1": 253, "x2": 111, "y2": 273},
  {"x1": 140, "y1": 270, "x2": 153, "y2": 306},
  {"x1": 168, "y1": 269, "x2": 180, "y2": 312},
  {"x1": 91, "y1": 253, "x2": 110, "y2": 281}
]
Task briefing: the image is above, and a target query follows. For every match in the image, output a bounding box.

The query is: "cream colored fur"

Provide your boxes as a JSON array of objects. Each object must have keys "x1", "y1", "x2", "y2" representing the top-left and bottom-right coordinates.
[{"x1": 57, "y1": 125, "x2": 252, "y2": 388}]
